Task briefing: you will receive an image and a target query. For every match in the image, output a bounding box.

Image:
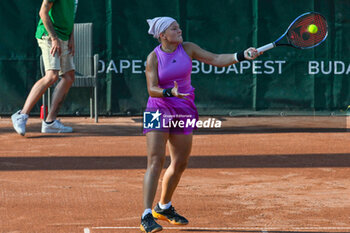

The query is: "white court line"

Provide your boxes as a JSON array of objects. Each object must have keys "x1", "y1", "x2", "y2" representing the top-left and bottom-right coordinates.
[{"x1": 89, "y1": 226, "x2": 350, "y2": 231}]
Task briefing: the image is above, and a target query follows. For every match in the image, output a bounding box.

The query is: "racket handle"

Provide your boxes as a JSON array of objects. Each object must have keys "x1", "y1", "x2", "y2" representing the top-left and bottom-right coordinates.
[
  {"x1": 248, "y1": 43, "x2": 275, "y2": 57},
  {"x1": 257, "y1": 43, "x2": 275, "y2": 53}
]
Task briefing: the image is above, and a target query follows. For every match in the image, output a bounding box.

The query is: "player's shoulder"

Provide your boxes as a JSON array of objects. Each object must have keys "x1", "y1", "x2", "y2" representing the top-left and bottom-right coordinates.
[
  {"x1": 183, "y1": 42, "x2": 200, "y2": 57},
  {"x1": 183, "y1": 41, "x2": 197, "y2": 49},
  {"x1": 146, "y1": 51, "x2": 158, "y2": 66},
  {"x1": 147, "y1": 50, "x2": 157, "y2": 60}
]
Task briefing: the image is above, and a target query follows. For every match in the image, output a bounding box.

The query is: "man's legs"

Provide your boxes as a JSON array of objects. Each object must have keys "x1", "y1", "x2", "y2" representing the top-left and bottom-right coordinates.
[
  {"x1": 41, "y1": 36, "x2": 75, "y2": 132},
  {"x1": 46, "y1": 70, "x2": 75, "y2": 122},
  {"x1": 12, "y1": 36, "x2": 75, "y2": 135},
  {"x1": 41, "y1": 70, "x2": 75, "y2": 133},
  {"x1": 12, "y1": 70, "x2": 59, "y2": 136},
  {"x1": 21, "y1": 70, "x2": 59, "y2": 115}
]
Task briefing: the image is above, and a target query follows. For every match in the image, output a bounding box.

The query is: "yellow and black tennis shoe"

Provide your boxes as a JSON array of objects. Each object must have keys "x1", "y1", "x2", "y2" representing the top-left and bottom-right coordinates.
[
  {"x1": 140, "y1": 213, "x2": 163, "y2": 233},
  {"x1": 152, "y1": 204, "x2": 189, "y2": 225}
]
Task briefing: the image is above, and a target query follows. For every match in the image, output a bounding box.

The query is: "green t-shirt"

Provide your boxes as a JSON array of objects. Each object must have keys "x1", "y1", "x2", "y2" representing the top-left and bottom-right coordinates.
[{"x1": 35, "y1": 0, "x2": 78, "y2": 41}]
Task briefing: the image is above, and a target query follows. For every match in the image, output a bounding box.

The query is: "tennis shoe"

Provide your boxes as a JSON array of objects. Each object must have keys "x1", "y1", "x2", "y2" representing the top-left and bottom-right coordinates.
[
  {"x1": 41, "y1": 119, "x2": 73, "y2": 133},
  {"x1": 152, "y1": 204, "x2": 188, "y2": 225},
  {"x1": 140, "y1": 213, "x2": 162, "y2": 233},
  {"x1": 11, "y1": 110, "x2": 28, "y2": 136}
]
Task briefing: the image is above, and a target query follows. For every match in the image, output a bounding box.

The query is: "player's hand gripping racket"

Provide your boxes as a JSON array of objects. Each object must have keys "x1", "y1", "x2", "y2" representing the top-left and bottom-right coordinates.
[{"x1": 249, "y1": 12, "x2": 328, "y2": 57}]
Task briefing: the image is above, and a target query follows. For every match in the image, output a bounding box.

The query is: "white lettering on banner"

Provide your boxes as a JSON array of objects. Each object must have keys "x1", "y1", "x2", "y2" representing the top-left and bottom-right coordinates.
[
  {"x1": 322, "y1": 61, "x2": 332, "y2": 74},
  {"x1": 252, "y1": 60, "x2": 262, "y2": 74},
  {"x1": 264, "y1": 61, "x2": 275, "y2": 74},
  {"x1": 335, "y1": 61, "x2": 345, "y2": 74},
  {"x1": 309, "y1": 61, "x2": 319, "y2": 74},
  {"x1": 308, "y1": 61, "x2": 350, "y2": 75},
  {"x1": 98, "y1": 60, "x2": 105, "y2": 73},
  {"x1": 98, "y1": 59, "x2": 288, "y2": 75},
  {"x1": 132, "y1": 60, "x2": 143, "y2": 74},
  {"x1": 192, "y1": 60, "x2": 200, "y2": 74},
  {"x1": 275, "y1": 61, "x2": 286, "y2": 74},
  {"x1": 240, "y1": 61, "x2": 250, "y2": 73},
  {"x1": 202, "y1": 63, "x2": 212, "y2": 74},
  {"x1": 214, "y1": 66, "x2": 225, "y2": 74},
  {"x1": 106, "y1": 60, "x2": 118, "y2": 73},
  {"x1": 226, "y1": 64, "x2": 238, "y2": 74},
  {"x1": 193, "y1": 60, "x2": 287, "y2": 75},
  {"x1": 120, "y1": 60, "x2": 131, "y2": 73}
]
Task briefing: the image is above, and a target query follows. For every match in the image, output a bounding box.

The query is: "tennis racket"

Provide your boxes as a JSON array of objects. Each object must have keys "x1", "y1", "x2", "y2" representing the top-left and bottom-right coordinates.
[{"x1": 249, "y1": 12, "x2": 328, "y2": 57}]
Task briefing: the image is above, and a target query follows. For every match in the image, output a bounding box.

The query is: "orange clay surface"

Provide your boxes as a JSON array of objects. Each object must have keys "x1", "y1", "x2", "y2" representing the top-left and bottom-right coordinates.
[{"x1": 0, "y1": 116, "x2": 350, "y2": 233}]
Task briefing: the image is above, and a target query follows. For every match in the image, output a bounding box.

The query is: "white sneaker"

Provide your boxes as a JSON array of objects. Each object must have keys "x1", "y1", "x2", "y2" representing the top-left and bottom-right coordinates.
[
  {"x1": 11, "y1": 110, "x2": 29, "y2": 136},
  {"x1": 41, "y1": 120, "x2": 73, "y2": 133}
]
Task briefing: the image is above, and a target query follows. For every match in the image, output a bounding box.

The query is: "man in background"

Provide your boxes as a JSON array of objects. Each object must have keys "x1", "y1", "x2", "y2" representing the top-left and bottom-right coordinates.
[{"x1": 11, "y1": 0, "x2": 78, "y2": 135}]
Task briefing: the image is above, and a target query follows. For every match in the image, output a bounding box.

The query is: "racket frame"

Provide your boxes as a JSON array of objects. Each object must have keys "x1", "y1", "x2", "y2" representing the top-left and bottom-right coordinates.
[{"x1": 252, "y1": 12, "x2": 328, "y2": 55}]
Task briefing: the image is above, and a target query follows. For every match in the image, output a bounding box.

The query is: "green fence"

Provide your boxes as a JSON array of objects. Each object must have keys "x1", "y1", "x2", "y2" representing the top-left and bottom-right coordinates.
[{"x1": 0, "y1": 0, "x2": 349, "y2": 116}]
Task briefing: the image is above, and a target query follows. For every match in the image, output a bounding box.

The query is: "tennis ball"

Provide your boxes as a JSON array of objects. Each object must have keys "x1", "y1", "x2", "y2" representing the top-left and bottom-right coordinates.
[{"x1": 308, "y1": 24, "x2": 318, "y2": 34}]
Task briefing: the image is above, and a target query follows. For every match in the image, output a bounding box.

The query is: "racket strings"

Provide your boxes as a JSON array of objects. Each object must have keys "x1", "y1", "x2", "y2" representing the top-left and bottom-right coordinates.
[{"x1": 287, "y1": 13, "x2": 328, "y2": 48}]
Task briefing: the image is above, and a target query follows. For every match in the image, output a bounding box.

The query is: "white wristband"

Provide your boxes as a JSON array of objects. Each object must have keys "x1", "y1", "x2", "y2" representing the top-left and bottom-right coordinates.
[{"x1": 233, "y1": 53, "x2": 238, "y2": 63}]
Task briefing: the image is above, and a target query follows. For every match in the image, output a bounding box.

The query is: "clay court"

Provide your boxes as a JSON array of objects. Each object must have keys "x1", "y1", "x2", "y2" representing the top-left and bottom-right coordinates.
[{"x1": 1, "y1": 116, "x2": 350, "y2": 233}]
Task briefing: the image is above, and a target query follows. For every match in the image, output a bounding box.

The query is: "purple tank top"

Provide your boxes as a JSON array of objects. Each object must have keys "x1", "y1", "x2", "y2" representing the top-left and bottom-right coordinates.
[{"x1": 154, "y1": 43, "x2": 194, "y2": 93}]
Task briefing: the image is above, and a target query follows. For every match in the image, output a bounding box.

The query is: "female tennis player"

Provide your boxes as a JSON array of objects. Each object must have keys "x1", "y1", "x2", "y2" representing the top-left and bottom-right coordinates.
[{"x1": 140, "y1": 16, "x2": 261, "y2": 233}]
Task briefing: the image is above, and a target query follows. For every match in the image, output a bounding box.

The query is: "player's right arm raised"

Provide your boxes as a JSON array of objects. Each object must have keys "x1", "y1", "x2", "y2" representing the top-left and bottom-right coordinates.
[{"x1": 183, "y1": 42, "x2": 259, "y2": 67}]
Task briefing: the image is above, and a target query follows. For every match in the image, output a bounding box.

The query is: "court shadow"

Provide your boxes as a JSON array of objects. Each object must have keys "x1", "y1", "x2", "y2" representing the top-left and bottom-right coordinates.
[
  {"x1": 1, "y1": 153, "x2": 350, "y2": 171},
  {"x1": 11, "y1": 122, "x2": 144, "y2": 138},
  {"x1": 195, "y1": 126, "x2": 348, "y2": 134},
  {"x1": 183, "y1": 230, "x2": 349, "y2": 233},
  {"x1": 2, "y1": 115, "x2": 349, "y2": 138}
]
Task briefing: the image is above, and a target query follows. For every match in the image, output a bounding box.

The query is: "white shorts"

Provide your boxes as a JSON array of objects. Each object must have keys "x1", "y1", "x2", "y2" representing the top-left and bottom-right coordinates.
[{"x1": 37, "y1": 36, "x2": 75, "y2": 76}]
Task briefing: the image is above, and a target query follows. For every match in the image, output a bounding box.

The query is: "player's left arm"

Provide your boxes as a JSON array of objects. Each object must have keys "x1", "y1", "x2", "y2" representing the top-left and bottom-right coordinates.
[{"x1": 183, "y1": 42, "x2": 259, "y2": 67}]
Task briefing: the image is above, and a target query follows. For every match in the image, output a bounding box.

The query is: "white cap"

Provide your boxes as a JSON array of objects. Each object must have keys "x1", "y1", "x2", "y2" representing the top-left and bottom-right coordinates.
[{"x1": 147, "y1": 17, "x2": 176, "y2": 38}]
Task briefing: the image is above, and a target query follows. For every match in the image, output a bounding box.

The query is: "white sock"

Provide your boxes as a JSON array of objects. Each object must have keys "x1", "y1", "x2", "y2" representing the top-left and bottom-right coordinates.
[
  {"x1": 19, "y1": 111, "x2": 28, "y2": 118},
  {"x1": 158, "y1": 201, "x2": 171, "y2": 210},
  {"x1": 142, "y1": 208, "x2": 152, "y2": 219}
]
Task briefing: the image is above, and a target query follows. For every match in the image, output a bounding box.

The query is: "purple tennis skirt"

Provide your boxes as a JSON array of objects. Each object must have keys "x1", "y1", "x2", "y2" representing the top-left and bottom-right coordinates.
[{"x1": 143, "y1": 92, "x2": 198, "y2": 135}]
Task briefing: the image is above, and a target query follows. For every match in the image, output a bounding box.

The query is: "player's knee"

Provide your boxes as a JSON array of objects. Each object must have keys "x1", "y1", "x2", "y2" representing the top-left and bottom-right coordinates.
[
  {"x1": 66, "y1": 74, "x2": 75, "y2": 84},
  {"x1": 45, "y1": 72, "x2": 59, "y2": 85},
  {"x1": 148, "y1": 156, "x2": 165, "y2": 171},
  {"x1": 172, "y1": 159, "x2": 188, "y2": 173}
]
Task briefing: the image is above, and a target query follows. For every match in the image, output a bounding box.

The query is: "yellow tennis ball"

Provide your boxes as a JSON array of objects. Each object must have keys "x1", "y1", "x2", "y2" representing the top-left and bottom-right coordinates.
[{"x1": 308, "y1": 24, "x2": 318, "y2": 34}]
